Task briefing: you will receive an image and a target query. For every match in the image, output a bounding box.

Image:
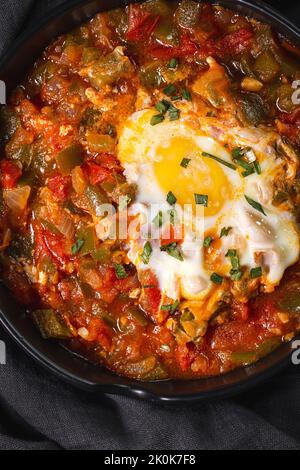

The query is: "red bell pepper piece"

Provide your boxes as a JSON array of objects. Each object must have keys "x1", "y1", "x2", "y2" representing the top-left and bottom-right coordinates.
[
  {"x1": 0, "y1": 160, "x2": 22, "y2": 189},
  {"x1": 126, "y1": 4, "x2": 160, "y2": 42}
]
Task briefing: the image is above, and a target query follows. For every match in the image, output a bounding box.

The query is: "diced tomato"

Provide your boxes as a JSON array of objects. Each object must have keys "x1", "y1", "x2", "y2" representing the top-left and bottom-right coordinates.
[
  {"x1": 0, "y1": 160, "x2": 22, "y2": 189},
  {"x1": 126, "y1": 4, "x2": 160, "y2": 42},
  {"x1": 199, "y1": 28, "x2": 253, "y2": 59},
  {"x1": 82, "y1": 161, "x2": 112, "y2": 185},
  {"x1": 218, "y1": 28, "x2": 253, "y2": 56},
  {"x1": 250, "y1": 295, "x2": 281, "y2": 331},
  {"x1": 47, "y1": 174, "x2": 71, "y2": 201},
  {"x1": 115, "y1": 273, "x2": 140, "y2": 293},
  {"x1": 278, "y1": 106, "x2": 300, "y2": 144},
  {"x1": 96, "y1": 153, "x2": 123, "y2": 172},
  {"x1": 86, "y1": 317, "x2": 113, "y2": 351},
  {"x1": 139, "y1": 270, "x2": 162, "y2": 320},
  {"x1": 149, "y1": 34, "x2": 198, "y2": 59},
  {"x1": 232, "y1": 299, "x2": 249, "y2": 321},
  {"x1": 42, "y1": 229, "x2": 71, "y2": 266},
  {"x1": 280, "y1": 107, "x2": 300, "y2": 124},
  {"x1": 211, "y1": 321, "x2": 260, "y2": 352},
  {"x1": 175, "y1": 342, "x2": 197, "y2": 372}
]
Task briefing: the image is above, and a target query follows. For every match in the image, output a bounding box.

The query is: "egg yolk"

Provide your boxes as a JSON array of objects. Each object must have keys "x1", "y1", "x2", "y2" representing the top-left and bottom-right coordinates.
[{"x1": 154, "y1": 137, "x2": 232, "y2": 216}]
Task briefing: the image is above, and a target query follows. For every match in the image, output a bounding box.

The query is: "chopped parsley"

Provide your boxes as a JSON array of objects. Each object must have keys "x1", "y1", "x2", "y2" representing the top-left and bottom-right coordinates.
[
  {"x1": 203, "y1": 236, "x2": 213, "y2": 248},
  {"x1": 163, "y1": 83, "x2": 177, "y2": 96},
  {"x1": 180, "y1": 158, "x2": 191, "y2": 168},
  {"x1": 244, "y1": 195, "x2": 267, "y2": 216},
  {"x1": 202, "y1": 152, "x2": 237, "y2": 170},
  {"x1": 167, "y1": 191, "x2": 177, "y2": 206},
  {"x1": 152, "y1": 210, "x2": 163, "y2": 228},
  {"x1": 226, "y1": 249, "x2": 243, "y2": 280},
  {"x1": 114, "y1": 264, "x2": 128, "y2": 279},
  {"x1": 71, "y1": 239, "x2": 85, "y2": 255},
  {"x1": 155, "y1": 100, "x2": 169, "y2": 114},
  {"x1": 168, "y1": 58, "x2": 178, "y2": 69},
  {"x1": 182, "y1": 89, "x2": 192, "y2": 101},
  {"x1": 220, "y1": 227, "x2": 232, "y2": 237},
  {"x1": 151, "y1": 114, "x2": 164, "y2": 126},
  {"x1": 160, "y1": 242, "x2": 184, "y2": 261},
  {"x1": 168, "y1": 209, "x2": 177, "y2": 225},
  {"x1": 161, "y1": 299, "x2": 180, "y2": 314},
  {"x1": 194, "y1": 194, "x2": 208, "y2": 207},
  {"x1": 250, "y1": 266, "x2": 263, "y2": 279},
  {"x1": 141, "y1": 241, "x2": 153, "y2": 265},
  {"x1": 210, "y1": 273, "x2": 223, "y2": 285}
]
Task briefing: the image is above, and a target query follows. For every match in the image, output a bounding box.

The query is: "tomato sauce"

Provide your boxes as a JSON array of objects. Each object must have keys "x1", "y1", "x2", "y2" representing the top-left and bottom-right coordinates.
[{"x1": 1, "y1": 1, "x2": 300, "y2": 380}]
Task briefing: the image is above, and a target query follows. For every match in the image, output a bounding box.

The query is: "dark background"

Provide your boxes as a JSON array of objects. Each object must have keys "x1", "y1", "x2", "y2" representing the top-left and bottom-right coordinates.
[{"x1": 0, "y1": 0, "x2": 300, "y2": 450}]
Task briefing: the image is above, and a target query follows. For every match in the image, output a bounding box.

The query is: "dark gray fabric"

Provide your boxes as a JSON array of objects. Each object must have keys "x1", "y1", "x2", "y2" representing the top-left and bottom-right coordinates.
[{"x1": 0, "y1": 0, "x2": 300, "y2": 451}]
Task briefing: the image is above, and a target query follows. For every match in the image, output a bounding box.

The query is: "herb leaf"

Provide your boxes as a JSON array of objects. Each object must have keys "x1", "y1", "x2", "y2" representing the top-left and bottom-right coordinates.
[
  {"x1": 202, "y1": 152, "x2": 237, "y2": 170},
  {"x1": 141, "y1": 241, "x2": 153, "y2": 265},
  {"x1": 194, "y1": 193, "x2": 208, "y2": 207},
  {"x1": 161, "y1": 299, "x2": 180, "y2": 314},
  {"x1": 72, "y1": 239, "x2": 85, "y2": 255},
  {"x1": 204, "y1": 236, "x2": 213, "y2": 248},
  {"x1": 250, "y1": 266, "x2": 262, "y2": 279},
  {"x1": 160, "y1": 242, "x2": 184, "y2": 261},
  {"x1": 152, "y1": 210, "x2": 163, "y2": 228},
  {"x1": 164, "y1": 83, "x2": 177, "y2": 96},
  {"x1": 211, "y1": 273, "x2": 223, "y2": 285},
  {"x1": 180, "y1": 158, "x2": 191, "y2": 168},
  {"x1": 220, "y1": 226, "x2": 232, "y2": 237},
  {"x1": 182, "y1": 89, "x2": 192, "y2": 101},
  {"x1": 167, "y1": 191, "x2": 177, "y2": 205},
  {"x1": 168, "y1": 58, "x2": 178, "y2": 69},
  {"x1": 114, "y1": 264, "x2": 128, "y2": 279},
  {"x1": 151, "y1": 114, "x2": 164, "y2": 126},
  {"x1": 245, "y1": 195, "x2": 267, "y2": 216}
]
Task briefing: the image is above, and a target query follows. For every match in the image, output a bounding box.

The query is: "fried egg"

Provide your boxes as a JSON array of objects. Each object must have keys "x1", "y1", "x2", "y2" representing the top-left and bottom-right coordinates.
[{"x1": 117, "y1": 108, "x2": 300, "y2": 305}]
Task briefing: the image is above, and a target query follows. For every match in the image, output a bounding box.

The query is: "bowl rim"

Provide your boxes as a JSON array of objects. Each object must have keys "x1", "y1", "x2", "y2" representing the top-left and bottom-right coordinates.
[{"x1": 0, "y1": 0, "x2": 300, "y2": 403}]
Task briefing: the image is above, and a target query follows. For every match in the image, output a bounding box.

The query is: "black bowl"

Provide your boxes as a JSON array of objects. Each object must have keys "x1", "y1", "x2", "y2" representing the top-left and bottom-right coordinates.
[{"x1": 0, "y1": 0, "x2": 299, "y2": 403}]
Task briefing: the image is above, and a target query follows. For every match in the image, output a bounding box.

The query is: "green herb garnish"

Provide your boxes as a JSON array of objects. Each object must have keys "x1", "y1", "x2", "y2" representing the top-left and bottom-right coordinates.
[
  {"x1": 160, "y1": 242, "x2": 184, "y2": 261},
  {"x1": 211, "y1": 273, "x2": 223, "y2": 285},
  {"x1": 202, "y1": 152, "x2": 237, "y2": 170},
  {"x1": 226, "y1": 249, "x2": 243, "y2": 280},
  {"x1": 168, "y1": 209, "x2": 177, "y2": 225},
  {"x1": 141, "y1": 241, "x2": 153, "y2": 265},
  {"x1": 114, "y1": 264, "x2": 128, "y2": 279},
  {"x1": 254, "y1": 161, "x2": 261, "y2": 175},
  {"x1": 220, "y1": 227, "x2": 232, "y2": 237},
  {"x1": 180, "y1": 158, "x2": 191, "y2": 168},
  {"x1": 164, "y1": 83, "x2": 177, "y2": 96},
  {"x1": 167, "y1": 191, "x2": 177, "y2": 205},
  {"x1": 234, "y1": 158, "x2": 255, "y2": 177},
  {"x1": 204, "y1": 236, "x2": 213, "y2": 248},
  {"x1": 245, "y1": 195, "x2": 266, "y2": 216},
  {"x1": 250, "y1": 266, "x2": 263, "y2": 279},
  {"x1": 182, "y1": 89, "x2": 192, "y2": 101},
  {"x1": 194, "y1": 194, "x2": 208, "y2": 207},
  {"x1": 155, "y1": 100, "x2": 169, "y2": 114},
  {"x1": 168, "y1": 105, "x2": 180, "y2": 121},
  {"x1": 230, "y1": 269, "x2": 243, "y2": 281},
  {"x1": 168, "y1": 58, "x2": 178, "y2": 69},
  {"x1": 71, "y1": 239, "x2": 85, "y2": 255},
  {"x1": 152, "y1": 210, "x2": 163, "y2": 228},
  {"x1": 161, "y1": 299, "x2": 180, "y2": 314},
  {"x1": 151, "y1": 114, "x2": 164, "y2": 126},
  {"x1": 231, "y1": 147, "x2": 244, "y2": 159}
]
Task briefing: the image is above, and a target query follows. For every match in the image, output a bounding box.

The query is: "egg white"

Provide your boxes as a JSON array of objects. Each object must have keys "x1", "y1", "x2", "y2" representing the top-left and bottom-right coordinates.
[{"x1": 118, "y1": 108, "x2": 300, "y2": 302}]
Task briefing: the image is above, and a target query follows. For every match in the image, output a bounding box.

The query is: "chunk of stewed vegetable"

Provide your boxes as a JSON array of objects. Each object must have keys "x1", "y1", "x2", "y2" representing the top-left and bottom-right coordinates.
[{"x1": 32, "y1": 309, "x2": 73, "y2": 339}]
